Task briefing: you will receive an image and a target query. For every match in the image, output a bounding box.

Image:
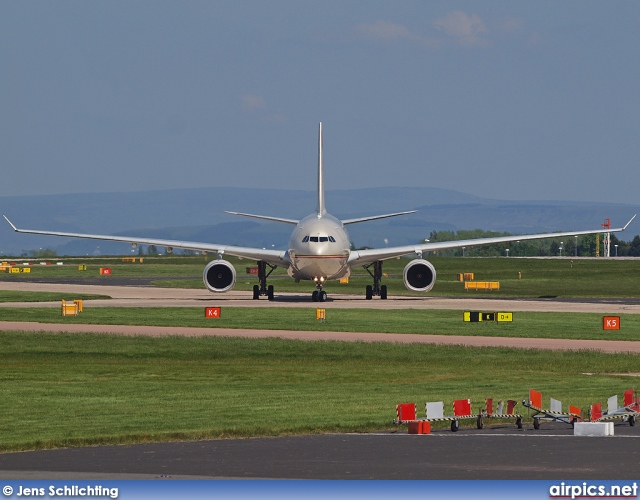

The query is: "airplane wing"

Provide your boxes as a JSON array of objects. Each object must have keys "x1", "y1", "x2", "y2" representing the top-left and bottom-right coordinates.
[
  {"x1": 348, "y1": 215, "x2": 637, "y2": 267},
  {"x1": 3, "y1": 215, "x2": 290, "y2": 267}
]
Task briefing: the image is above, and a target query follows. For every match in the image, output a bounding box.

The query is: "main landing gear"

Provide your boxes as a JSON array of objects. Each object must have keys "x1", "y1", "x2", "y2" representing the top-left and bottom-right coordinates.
[
  {"x1": 252, "y1": 260, "x2": 276, "y2": 300},
  {"x1": 364, "y1": 261, "x2": 387, "y2": 300}
]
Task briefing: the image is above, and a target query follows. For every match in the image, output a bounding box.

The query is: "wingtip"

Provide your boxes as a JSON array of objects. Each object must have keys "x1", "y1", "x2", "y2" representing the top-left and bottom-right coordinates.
[
  {"x1": 3, "y1": 215, "x2": 18, "y2": 231},
  {"x1": 623, "y1": 214, "x2": 637, "y2": 230}
]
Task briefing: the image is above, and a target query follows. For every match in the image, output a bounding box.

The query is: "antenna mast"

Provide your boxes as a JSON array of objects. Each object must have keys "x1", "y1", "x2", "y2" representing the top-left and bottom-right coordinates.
[{"x1": 602, "y1": 218, "x2": 611, "y2": 257}]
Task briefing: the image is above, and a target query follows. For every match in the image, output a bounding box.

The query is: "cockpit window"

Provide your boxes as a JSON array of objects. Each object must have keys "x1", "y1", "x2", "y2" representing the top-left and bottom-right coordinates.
[{"x1": 305, "y1": 235, "x2": 336, "y2": 243}]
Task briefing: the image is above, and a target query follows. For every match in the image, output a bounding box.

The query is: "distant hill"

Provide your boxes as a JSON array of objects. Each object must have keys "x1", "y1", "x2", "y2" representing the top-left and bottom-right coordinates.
[{"x1": 1, "y1": 187, "x2": 637, "y2": 256}]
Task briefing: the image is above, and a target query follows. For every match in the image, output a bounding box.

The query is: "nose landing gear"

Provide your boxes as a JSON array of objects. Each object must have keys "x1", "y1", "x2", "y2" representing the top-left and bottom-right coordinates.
[
  {"x1": 312, "y1": 277, "x2": 327, "y2": 302},
  {"x1": 312, "y1": 289, "x2": 327, "y2": 302}
]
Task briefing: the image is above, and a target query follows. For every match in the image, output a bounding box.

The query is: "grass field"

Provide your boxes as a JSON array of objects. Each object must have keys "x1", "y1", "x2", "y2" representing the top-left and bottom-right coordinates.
[
  {"x1": 0, "y1": 255, "x2": 639, "y2": 452},
  {"x1": 1, "y1": 332, "x2": 638, "y2": 451}
]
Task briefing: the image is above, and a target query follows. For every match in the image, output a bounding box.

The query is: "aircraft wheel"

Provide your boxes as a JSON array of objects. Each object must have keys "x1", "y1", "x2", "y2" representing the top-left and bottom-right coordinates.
[
  {"x1": 253, "y1": 285, "x2": 260, "y2": 300},
  {"x1": 451, "y1": 420, "x2": 459, "y2": 432},
  {"x1": 629, "y1": 415, "x2": 636, "y2": 427},
  {"x1": 380, "y1": 285, "x2": 388, "y2": 300},
  {"x1": 476, "y1": 415, "x2": 484, "y2": 429},
  {"x1": 533, "y1": 418, "x2": 540, "y2": 430},
  {"x1": 516, "y1": 417, "x2": 523, "y2": 429},
  {"x1": 318, "y1": 290, "x2": 327, "y2": 302},
  {"x1": 365, "y1": 285, "x2": 373, "y2": 300},
  {"x1": 312, "y1": 290, "x2": 319, "y2": 302},
  {"x1": 267, "y1": 285, "x2": 274, "y2": 301}
]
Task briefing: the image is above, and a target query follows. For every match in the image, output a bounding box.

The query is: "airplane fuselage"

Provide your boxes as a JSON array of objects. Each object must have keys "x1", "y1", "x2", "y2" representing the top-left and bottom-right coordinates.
[{"x1": 287, "y1": 212, "x2": 351, "y2": 282}]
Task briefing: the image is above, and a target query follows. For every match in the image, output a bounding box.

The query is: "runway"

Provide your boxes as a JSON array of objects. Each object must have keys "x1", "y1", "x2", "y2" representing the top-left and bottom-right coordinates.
[{"x1": 2, "y1": 280, "x2": 640, "y2": 314}]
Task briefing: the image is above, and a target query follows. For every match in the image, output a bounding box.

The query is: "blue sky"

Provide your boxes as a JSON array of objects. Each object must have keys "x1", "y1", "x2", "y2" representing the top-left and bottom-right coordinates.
[{"x1": 2, "y1": 1, "x2": 639, "y2": 204}]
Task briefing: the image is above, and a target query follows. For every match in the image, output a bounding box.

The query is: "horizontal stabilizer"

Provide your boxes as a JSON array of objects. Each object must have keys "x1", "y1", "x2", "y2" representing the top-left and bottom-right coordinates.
[
  {"x1": 225, "y1": 211, "x2": 299, "y2": 225},
  {"x1": 342, "y1": 210, "x2": 416, "y2": 225}
]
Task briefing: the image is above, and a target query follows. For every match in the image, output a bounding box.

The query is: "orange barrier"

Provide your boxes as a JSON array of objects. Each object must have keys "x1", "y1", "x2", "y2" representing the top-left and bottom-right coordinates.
[
  {"x1": 465, "y1": 281, "x2": 500, "y2": 291},
  {"x1": 523, "y1": 389, "x2": 581, "y2": 429},
  {"x1": 395, "y1": 403, "x2": 431, "y2": 434}
]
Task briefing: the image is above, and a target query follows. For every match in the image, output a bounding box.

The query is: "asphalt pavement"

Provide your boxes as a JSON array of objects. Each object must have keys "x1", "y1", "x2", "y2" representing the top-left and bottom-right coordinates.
[{"x1": 1, "y1": 423, "x2": 639, "y2": 480}]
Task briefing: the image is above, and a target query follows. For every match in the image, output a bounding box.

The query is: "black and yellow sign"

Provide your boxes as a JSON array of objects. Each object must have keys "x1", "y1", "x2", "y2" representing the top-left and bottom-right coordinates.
[
  {"x1": 496, "y1": 312, "x2": 513, "y2": 322},
  {"x1": 464, "y1": 311, "x2": 513, "y2": 323},
  {"x1": 463, "y1": 311, "x2": 482, "y2": 322}
]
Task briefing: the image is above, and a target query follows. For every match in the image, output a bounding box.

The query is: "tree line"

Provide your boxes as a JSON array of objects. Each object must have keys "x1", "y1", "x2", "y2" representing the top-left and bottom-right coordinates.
[{"x1": 425, "y1": 229, "x2": 640, "y2": 257}]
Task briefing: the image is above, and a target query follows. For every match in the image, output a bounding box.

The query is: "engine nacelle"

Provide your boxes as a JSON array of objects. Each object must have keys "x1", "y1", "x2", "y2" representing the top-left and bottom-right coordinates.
[
  {"x1": 203, "y1": 260, "x2": 236, "y2": 292},
  {"x1": 403, "y1": 259, "x2": 436, "y2": 292}
]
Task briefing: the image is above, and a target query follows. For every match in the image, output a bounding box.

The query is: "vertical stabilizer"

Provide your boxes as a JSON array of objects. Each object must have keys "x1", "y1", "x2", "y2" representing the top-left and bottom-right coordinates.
[{"x1": 317, "y1": 122, "x2": 326, "y2": 217}]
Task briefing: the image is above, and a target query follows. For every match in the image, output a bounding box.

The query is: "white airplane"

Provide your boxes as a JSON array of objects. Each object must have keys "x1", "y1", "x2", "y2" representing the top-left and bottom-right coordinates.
[{"x1": 3, "y1": 123, "x2": 636, "y2": 302}]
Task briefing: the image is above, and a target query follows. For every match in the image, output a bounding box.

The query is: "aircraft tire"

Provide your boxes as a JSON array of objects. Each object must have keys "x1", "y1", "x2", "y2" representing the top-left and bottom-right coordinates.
[
  {"x1": 533, "y1": 418, "x2": 540, "y2": 430},
  {"x1": 380, "y1": 285, "x2": 387, "y2": 300},
  {"x1": 476, "y1": 415, "x2": 483, "y2": 429},
  {"x1": 318, "y1": 291, "x2": 327, "y2": 302},
  {"x1": 451, "y1": 420, "x2": 459, "y2": 432},
  {"x1": 365, "y1": 285, "x2": 373, "y2": 300},
  {"x1": 253, "y1": 285, "x2": 260, "y2": 300},
  {"x1": 267, "y1": 285, "x2": 274, "y2": 301},
  {"x1": 312, "y1": 290, "x2": 318, "y2": 302},
  {"x1": 629, "y1": 416, "x2": 636, "y2": 427}
]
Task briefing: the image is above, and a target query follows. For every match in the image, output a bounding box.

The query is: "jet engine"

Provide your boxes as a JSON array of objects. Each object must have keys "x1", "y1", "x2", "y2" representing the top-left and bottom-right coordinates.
[
  {"x1": 203, "y1": 260, "x2": 236, "y2": 292},
  {"x1": 403, "y1": 259, "x2": 436, "y2": 292}
]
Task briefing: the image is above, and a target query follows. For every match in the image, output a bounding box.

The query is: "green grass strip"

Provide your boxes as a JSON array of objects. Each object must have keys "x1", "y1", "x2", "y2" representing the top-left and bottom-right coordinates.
[
  {"x1": 1, "y1": 306, "x2": 639, "y2": 341},
  {"x1": 1, "y1": 332, "x2": 639, "y2": 451}
]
